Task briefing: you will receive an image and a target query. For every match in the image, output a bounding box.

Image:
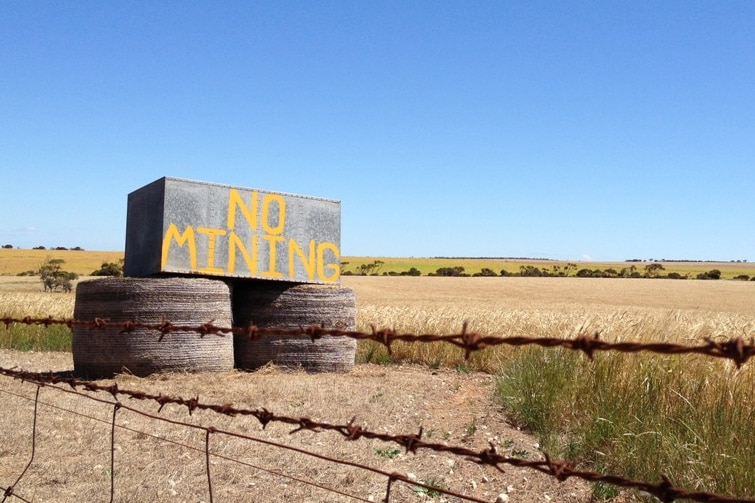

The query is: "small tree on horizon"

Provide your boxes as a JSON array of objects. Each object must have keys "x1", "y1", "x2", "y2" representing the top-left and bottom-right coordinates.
[{"x1": 38, "y1": 257, "x2": 78, "y2": 292}]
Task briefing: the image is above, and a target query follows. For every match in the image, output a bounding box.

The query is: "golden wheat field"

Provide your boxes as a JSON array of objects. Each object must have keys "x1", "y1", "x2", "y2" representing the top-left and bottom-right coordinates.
[{"x1": 340, "y1": 276, "x2": 755, "y2": 369}]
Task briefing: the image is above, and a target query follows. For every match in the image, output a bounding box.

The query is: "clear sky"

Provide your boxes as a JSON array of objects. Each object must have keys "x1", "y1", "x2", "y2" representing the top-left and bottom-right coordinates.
[{"x1": 2, "y1": 1, "x2": 753, "y2": 261}]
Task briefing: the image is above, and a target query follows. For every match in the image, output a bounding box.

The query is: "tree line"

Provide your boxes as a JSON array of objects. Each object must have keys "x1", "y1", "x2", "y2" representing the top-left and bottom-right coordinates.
[{"x1": 343, "y1": 261, "x2": 753, "y2": 281}]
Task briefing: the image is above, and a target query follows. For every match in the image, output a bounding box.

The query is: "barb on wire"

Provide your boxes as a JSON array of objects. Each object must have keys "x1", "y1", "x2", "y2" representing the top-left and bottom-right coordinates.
[
  {"x1": 2, "y1": 366, "x2": 754, "y2": 503},
  {"x1": 3, "y1": 316, "x2": 755, "y2": 367}
]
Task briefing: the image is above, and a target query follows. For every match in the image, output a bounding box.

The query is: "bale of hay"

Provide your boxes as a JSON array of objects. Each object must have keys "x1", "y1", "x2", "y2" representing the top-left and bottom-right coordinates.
[
  {"x1": 72, "y1": 277, "x2": 234, "y2": 378},
  {"x1": 233, "y1": 283, "x2": 357, "y2": 372}
]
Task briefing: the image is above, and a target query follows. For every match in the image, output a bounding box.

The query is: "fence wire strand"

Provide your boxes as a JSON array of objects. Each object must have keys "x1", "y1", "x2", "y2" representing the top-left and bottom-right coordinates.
[{"x1": 3, "y1": 316, "x2": 755, "y2": 367}]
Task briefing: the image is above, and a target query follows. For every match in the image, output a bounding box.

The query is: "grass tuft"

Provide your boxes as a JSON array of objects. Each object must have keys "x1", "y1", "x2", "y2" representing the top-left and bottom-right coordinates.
[{"x1": 495, "y1": 348, "x2": 755, "y2": 500}]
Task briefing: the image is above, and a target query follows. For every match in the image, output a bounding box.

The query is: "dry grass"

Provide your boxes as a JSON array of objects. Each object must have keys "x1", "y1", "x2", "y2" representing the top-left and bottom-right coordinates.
[{"x1": 0, "y1": 351, "x2": 589, "y2": 503}]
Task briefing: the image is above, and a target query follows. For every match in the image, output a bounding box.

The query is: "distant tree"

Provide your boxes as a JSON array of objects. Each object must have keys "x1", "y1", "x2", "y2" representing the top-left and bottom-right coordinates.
[
  {"x1": 356, "y1": 260, "x2": 385, "y2": 276},
  {"x1": 733, "y1": 274, "x2": 750, "y2": 281},
  {"x1": 2, "y1": 244, "x2": 12, "y2": 249},
  {"x1": 643, "y1": 263, "x2": 665, "y2": 278},
  {"x1": 619, "y1": 265, "x2": 638, "y2": 278},
  {"x1": 38, "y1": 257, "x2": 78, "y2": 292},
  {"x1": 33, "y1": 246, "x2": 46, "y2": 250}
]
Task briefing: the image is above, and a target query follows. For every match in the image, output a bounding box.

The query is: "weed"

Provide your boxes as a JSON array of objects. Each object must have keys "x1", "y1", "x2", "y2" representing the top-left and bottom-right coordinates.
[
  {"x1": 455, "y1": 363, "x2": 473, "y2": 374},
  {"x1": 592, "y1": 481, "x2": 620, "y2": 501},
  {"x1": 368, "y1": 391, "x2": 384, "y2": 403},
  {"x1": 463, "y1": 419, "x2": 477, "y2": 438},
  {"x1": 510, "y1": 449, "x2": 528, "y2": 459},
  {"x1": 413, "y1": 478, "x2": 446, "y2": 498},
  {"x1": 373, "y1": 447, "x2": 401, "y2": 459}
]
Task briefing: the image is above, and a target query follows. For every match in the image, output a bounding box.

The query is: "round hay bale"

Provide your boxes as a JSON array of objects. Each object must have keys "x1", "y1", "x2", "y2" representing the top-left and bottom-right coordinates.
[
  {"x1": 233, "y1": 283, "x2": 356, "y2": 372},
  {"x1": 72, "y1": 277, "x2": 234, "y2": 378}
]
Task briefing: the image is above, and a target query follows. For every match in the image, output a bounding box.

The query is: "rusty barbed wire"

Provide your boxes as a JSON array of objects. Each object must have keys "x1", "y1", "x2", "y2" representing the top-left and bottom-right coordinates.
[
  {"x1": 0, "y1": 372, "x2": 492, "y2": 503},
  {"x1": 3, "y1": 315, "x2": 755, "y2": 367},
  {"x1": 2, "y1": 366, "x2": 753, "y2": 503}
]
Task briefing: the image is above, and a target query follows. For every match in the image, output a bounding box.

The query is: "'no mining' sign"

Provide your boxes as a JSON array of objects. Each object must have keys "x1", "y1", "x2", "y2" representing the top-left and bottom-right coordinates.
[{"x1": 124, "y1": 177, "x2": 341, "y2": 284}]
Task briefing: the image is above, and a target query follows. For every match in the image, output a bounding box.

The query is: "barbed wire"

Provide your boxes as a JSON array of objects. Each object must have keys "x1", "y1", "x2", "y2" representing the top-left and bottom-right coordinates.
[
  {"x1": 0, "y1": 370, "x2": 495, "y2": 503},
  {"x1": 3, "y1": 315, "x2": 755, "y2": 367},
  {"x1": 1, "y1": 366, "x2": 753, "y2": 503}
]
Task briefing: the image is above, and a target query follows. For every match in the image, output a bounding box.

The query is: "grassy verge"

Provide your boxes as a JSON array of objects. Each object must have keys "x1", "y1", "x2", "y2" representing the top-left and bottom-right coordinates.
[
  {"x1": 495, "y1": 348, "x2": 755, "y2": 500},
  {"x1": 0, "y1": 290, "x2": 74, "y2": 351},
  {"x1": 0, "y1": 324, "x2": 72, "y2": 351}
]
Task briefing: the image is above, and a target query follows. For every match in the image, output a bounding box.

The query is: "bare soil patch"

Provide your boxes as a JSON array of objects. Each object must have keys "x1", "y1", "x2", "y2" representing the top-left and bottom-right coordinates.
[{"x1": 0, "y1": 349, "x2": 590, "y2": 503}]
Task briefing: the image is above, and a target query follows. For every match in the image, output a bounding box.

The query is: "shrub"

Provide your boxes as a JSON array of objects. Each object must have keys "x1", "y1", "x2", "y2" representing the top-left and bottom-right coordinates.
[
  {"x1": 576, "y1": 268, "x2": 602, "y2": 278},
  {"x1": 697, "y1": 269, "x2": 722, "y2": 280},
  {"x1": 400, "y1": 267, "x2": 422, "y2": 276},
  {"x1": 91, "y1": 259, "x2": 124, "y2": 277},
  {"x1": 601, "y1": 268, "x2": 618, "y2": 278},
  {"x1": 519, "y1": 265, "x2": 543, "y2": 277},
  {"x1": 733, "y1": 275, "x2": 750, "y2": 281},
  {"x1": 474, "y1": 268, "x2": 498, "y2": 277},
  {"x1": 434, "y1": 266, "x2": 467, "y2": 277},
  {"x1": 2, "y1": 244, "x2": 12, "y2": 249}
]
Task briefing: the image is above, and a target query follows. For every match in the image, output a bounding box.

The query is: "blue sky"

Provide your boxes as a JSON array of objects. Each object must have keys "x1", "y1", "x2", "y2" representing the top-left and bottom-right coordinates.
[{"x1": 2, "y1": 1, "x2": 753, "y2": 261}]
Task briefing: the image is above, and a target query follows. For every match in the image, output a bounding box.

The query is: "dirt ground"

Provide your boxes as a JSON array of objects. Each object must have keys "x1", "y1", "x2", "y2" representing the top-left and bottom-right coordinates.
[{"x1": 0, "y1": 349, "x2": 591, "y2": 503}]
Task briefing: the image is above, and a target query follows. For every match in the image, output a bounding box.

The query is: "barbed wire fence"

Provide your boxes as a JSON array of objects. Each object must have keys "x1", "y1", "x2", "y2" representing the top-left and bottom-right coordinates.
[{"x1": 1, "y1": 316, "x2": 754, "y2": 503}]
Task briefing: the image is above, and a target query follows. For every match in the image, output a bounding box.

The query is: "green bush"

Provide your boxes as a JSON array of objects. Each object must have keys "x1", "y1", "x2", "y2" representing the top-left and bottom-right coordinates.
[
  {"x1": 91, "y1": 259, "x2": 124, "y2": 277},
  {"x1": 697, "y1": 269, "x2": 722, "y2": 280},
  {"x1": 433, "y1": 266, "x2": 467, "y2": 277},
  {"x1": 519, "y1": 265, "x2": 543, "y2": 277},
  {"x1": 400, "y1": 267, "x2": 422, "y2": 276},
  {"x1": 474, "y1": 268, "x2": 498, "y2": 277}
]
